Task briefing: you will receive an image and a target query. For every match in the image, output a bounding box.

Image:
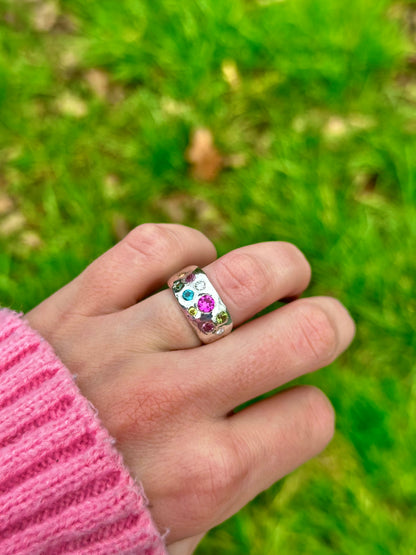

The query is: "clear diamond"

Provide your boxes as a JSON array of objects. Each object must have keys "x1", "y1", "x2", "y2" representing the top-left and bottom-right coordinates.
[{"x1": 195, "y1": 280, "x2": 205, "y2": 291}]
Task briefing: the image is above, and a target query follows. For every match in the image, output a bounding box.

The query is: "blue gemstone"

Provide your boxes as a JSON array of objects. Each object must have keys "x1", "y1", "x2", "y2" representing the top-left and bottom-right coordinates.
[{"x1": 182, "y1": 289, "x2": 194, "y2": 301}]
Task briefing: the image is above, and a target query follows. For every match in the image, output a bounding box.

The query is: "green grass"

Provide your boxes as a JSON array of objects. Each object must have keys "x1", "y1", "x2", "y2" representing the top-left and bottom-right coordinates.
[{"x1": 1, "y1": 0, "x2": 415, "y2": 553}]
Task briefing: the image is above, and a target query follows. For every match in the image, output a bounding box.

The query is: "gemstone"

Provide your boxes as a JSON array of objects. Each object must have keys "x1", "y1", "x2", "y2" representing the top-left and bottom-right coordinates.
[
  {"x1": 185, "y1": 273, "x2": 195, "y2": 283},
  {"x1": 198, "y1": 295, "x2": 215, "y2": 313},
  {"x1": 216, "y1": 328, "x2": 225, "y2": 335},
  {"x1": 216, "y1": 311, "x2": 228, "y2": 325},
  {"x1": 173, "y1": 281, "x2": 184, "y2": 293},
  {"x1": 201, "y1": 321, "x2": 215, "y2": 334},
  {"x1": 194, "y1": 280, "x2": 205, "y2": 291},
  {"x1": 182, "y1": 289, "x2": 194, "y2": 301},
  {"x1": 177, "y1": 272, "x2": 186, "y2": 278},
  {"x1": 188, "y1": 306, "x2": 197, "y2": 317}
]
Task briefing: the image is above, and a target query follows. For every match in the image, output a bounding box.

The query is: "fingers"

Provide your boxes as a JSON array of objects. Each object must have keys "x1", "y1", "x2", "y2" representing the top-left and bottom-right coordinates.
[
  {"x1": 167, "y1": 534, "x2": 205, "y2": 555},
  {"x1": 217, "y1": 386, "x2": 335, "y2": 521},
  {"x1": 181, "y1": 296, "x2": 355, "y2": 416},
  {"x1": 152, "y1": 385, "x2": 336, "y2": 537},
  {"x1": 72, "y1": 223, "x2": 217, "y2": 315},
  {"x1": 131, "y1": 241, "x2": 312, "y2": 350}
]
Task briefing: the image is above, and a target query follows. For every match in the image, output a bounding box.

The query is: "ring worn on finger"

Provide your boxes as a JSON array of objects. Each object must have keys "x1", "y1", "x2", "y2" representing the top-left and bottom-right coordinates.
[{"x1": 167, "y1": 265, "x2": 233, "y2": 344}]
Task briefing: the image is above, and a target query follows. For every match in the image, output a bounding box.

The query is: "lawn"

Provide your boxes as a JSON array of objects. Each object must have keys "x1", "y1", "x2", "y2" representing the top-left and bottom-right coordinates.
[{"x1": 0, "y1": 0, "x2": 415, "y2": 553}]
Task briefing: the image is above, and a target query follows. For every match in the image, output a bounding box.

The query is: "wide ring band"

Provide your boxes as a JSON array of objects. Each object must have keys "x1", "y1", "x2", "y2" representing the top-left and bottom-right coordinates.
[{"x1": 167, "y1": 265, "x2": 233, "y2": 344}]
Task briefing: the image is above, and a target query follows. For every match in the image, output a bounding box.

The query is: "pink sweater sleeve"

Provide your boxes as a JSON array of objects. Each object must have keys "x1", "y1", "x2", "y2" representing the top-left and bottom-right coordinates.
[{"x1": 0, "y1": 309, "x2": 168, "y2": 555}]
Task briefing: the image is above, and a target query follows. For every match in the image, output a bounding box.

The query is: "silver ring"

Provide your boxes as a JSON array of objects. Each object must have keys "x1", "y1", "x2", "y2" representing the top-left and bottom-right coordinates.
[{"x1": 167, "y1": 265, "x2": 233, "y2": 344}]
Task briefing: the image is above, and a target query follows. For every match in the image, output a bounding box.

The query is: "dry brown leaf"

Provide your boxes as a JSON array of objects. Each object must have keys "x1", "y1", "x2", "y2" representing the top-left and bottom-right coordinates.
[
  {"x1": 21, "y1": 231, "x2": 42, "y2": 249},
  {"x1": 157, "y1": 193, "x2": 228, "y2": 240},
  {"x1": 0, "y1": 212, "x2": 25, "y2": 236},
  {"x1": 161, "y1": 97, "x2": 189, "y2": 117},
  {"x1": 103, "y1": 174, "x2": 123, "y2": 199},
  {"x1": 0, "y1": 194, "x2": 13, "y2": 215},
  {"x1": 348, "y1": 114, "x2": 376, "y2": 130},
  {"x1": 223, "y1": 153, "x2": 247, "y2": 169},
  {"x1": 60, "y1": 49, "x2": 80, "y2": 72},
  {"x1": 185, "y1": 128, "x2": 223, "y2": 182},
  {"x1": 85, "y1": 69, "x2": 110, "y2": 100},
  {"x1": 56, "y1": 91, "x2": 87, "y2": 118},
  {"x1": 221, "y1": 60, "x2": 240, "y2": 89},
  {"x1": 323, "y1": 116, "x2": 348, "y2": 140},
  {"x1": 112, "y1": 215, "x2": 130, "y2": 241},
  {"x1": 32, "y1": 1, "x2": 59, "y2": 32}
]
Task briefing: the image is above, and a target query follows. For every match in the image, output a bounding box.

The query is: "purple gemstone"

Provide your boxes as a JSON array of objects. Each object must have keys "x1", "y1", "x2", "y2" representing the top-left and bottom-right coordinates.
[
  {"x1": 201, "y1": 321, "x2": 215, "y2": 334},
  {"x1": 198, "y1": 295, "x2": 215, "y2": 313},
  {"x1": 185, "y1": 272, "x2": 195, "y2": 283}
]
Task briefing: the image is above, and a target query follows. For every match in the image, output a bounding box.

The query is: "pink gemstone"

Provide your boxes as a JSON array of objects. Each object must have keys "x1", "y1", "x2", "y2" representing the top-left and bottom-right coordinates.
[
  {"x1": 198, "y1": 295, "x2": 215, "y2": 313},
  {"x1": 185, "y1": 273, "x2": 195, "y2": 283},
  {"x1": 201, "y1": 321, "x2": 215, "y2": 334}
]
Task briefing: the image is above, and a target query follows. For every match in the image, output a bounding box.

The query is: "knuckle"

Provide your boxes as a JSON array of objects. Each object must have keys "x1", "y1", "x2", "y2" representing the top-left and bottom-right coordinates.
[
  {"x1": 125, "y1": 223, "x2": 181, "y2": 263},
  {"x1": 217, "y1": 252, "x2": 268, "y2": 306},
  {"x1": 188, "y1": 434, "x2": 247, "y2": 522},
  {"x1": 292, "y1": 301, "x2": 338, "y2": 364}
]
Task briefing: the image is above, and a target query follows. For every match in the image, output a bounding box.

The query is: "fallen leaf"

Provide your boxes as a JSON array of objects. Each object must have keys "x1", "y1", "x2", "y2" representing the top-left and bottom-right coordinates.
[
  {"x1": 161, "y1": 96, "x2": 189, "y2": 117},
  {"x1": 0, "y1": 212, "x2": 25, "y2": 236},
  {"x1": 221, "y1": 60, "x2": 240, "y2": 89},
  {"x1": 56, "y1": 91, "x2": 87, "y2": 118},
  {"x1": 21, "y1": 231, "x2": 42, "y2": 249},
  {"x1": 32, "y1": 1, "x2": 59, "y2": 32},
  {"x1": 348, "y1": 113, "x2": 376, "y2": 130},
  {"x1": 156, "y1": 193, "x2": 228, "y2": 240},
  {"x1": 112, "y1": 214, "x2": 130, "y2": 241},
  {"x1": 0, "y1": 194, "x2": 13, "y2": 215},
  {"x1": 353, "y1": 172, "x2": 379, "y2": 193},
  {"x1": 103, "y1": 174, "x2": 123, "y2": 199},
  {"x1": 85, "y1": 68, "x2": 110, "y2": 100},
  {"x1": 323, "y1": 116, "x2": 348, "y2": 140},
  {"x1": 223, "y1": 152, "x2": 247, "y2": 169},
  {"x1": 60, "y1": 49, "x2": 81, "y2": 72},
  {"x1": 107, "y1": 84, "x2": 125, "y2": 105},
  {"x1": 185, "y1": 128, "x2": 223, "y2": 181}
]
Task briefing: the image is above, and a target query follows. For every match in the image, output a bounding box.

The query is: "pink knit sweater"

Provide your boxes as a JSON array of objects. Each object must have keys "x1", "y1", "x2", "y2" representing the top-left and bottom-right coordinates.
[{"x1": 0, "y1": 309, "x2": 168, "y2": 555}]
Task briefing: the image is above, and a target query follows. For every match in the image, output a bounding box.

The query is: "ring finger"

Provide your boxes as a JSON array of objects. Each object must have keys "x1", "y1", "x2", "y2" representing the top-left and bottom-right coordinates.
[{"x1": 127, "y1": 241, "x2": 312, "y2": 351}]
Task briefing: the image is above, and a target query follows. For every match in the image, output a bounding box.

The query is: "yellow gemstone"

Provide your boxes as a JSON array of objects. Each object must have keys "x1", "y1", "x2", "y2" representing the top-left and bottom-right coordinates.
[
  {"x1": 216, "y1": 311, "x2": 228, "y2": 325},
  {"x1": 188, "y1": 306, "x2": 197, "y2": 317}
]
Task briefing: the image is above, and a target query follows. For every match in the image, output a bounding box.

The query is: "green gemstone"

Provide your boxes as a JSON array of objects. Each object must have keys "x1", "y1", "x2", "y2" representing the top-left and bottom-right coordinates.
[
  {"x1": 216, "y1": 311, "x2": 228, "y2": 325},
  {"x1": 173, "y1": 281, "x2": 184, "y2": 293},
  {"x1": 188, "y1": 306, "x2": 197, "y2": 317}
]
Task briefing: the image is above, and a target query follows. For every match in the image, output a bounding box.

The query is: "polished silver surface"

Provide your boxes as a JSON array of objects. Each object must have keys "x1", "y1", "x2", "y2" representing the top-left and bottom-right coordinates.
[{"x1": 168, "y1": 265, "x2": 233, "y2": 344}]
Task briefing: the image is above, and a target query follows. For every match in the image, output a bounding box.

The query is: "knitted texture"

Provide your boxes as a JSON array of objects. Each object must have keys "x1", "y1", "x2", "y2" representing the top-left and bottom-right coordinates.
[{"x1": 0, "y1": 309, "x2": 168, "y2": 555}]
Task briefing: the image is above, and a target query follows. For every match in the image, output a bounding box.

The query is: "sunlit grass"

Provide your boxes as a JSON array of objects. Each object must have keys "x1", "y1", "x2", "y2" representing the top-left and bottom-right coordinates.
[{"x1": 0, "y1": 0, "x2": 415, "y2": 553}]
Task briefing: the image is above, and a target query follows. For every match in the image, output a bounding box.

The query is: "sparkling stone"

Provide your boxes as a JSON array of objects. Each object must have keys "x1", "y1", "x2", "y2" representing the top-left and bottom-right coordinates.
[
  {"x1": 182, "y1": 289, "x2": 195, "y2": 301},
  {"x1": 201, "y1": 321, "x2": 215, "y2": 333},
  {"x1": 216, "y1": 328, "x2": 225, "y2": 335},
  {"x1": 194, "y1": 280, "x2": 205, "y2": 291},
  {"x1": 198, "y1": 294, "x2": 215, "y2": 313},
  {"x1": 216, "y1": 311, "x2": 228, "y2": 325},
  {"x1": 185, "y1": 273, "x2": 195, "y2": 283},
  {"x1": 173, "y1": 281, "x2": 184, "y2": 293},
  {"x1": 188, "y1": 306, "x2": 197, "y2": 317},
  {"x1": 177, "y1": 272, "x2": 186, "y2": 278}
]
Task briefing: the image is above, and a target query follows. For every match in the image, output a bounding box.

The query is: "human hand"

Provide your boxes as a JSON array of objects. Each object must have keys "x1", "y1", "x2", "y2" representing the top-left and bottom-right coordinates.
[{"x1": 25, "y1": 224, "x2": 355, "y2": 554}]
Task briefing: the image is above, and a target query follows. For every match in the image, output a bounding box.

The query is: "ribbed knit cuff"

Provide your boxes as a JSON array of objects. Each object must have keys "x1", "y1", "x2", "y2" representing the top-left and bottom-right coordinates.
[{"x1": 0, "y1": 309, "x2": 168, "y2": 555}]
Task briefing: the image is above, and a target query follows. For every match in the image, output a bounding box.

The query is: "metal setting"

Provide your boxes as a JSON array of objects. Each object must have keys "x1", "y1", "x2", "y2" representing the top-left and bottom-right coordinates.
[{"x1": 167, "y1": 265, "x2": 233, "y2": 344}]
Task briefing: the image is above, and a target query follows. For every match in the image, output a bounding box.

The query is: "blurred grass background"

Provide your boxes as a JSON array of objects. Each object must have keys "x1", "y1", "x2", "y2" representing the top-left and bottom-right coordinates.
[{"x1": 0, "y1": 0, "x2": 415, "y2": 553}]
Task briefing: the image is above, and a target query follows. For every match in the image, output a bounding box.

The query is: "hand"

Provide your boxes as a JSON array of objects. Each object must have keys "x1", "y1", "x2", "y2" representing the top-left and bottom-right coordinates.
[{"x1": 25, "y1": 223, "x2": 355, "y2": 554}]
